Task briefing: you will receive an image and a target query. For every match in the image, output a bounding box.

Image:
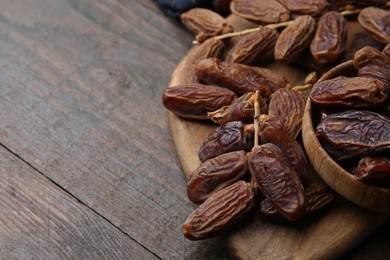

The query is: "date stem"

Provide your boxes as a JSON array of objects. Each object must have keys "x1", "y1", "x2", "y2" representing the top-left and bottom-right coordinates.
[{"x1": 253, "y1": 90, "x2": 260, "y2": 147}]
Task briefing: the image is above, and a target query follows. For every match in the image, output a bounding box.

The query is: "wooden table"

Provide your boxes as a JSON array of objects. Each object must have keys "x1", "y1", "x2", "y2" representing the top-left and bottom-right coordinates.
[{"x1": 0, "y1": 1, "x2": 389, "y2": 258}]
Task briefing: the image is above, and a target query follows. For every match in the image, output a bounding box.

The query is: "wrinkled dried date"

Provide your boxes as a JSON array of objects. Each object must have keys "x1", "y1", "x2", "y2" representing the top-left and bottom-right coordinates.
[
  {"x1": 259, "y1": 175, "x2": 334, "y2": 222},
  {"x1": 355, "y1": 156, "x2": 390, "y2": 188},
  {"x1": 230, "y1": 0, "x2": 290, "y2": 24},
  {"x1": 226, "y1": 26, "x2": 279, "y2": 65},
  {"x1": 208, "y1": 92, "x2": 267, "y2": 125},
  {"x1": 268, "y1": 88, "x2": 306, "y2": 139},
  {"x1": 316, "y1": 110, "x2": 390, "y2": 160},
  {"x1": 162, "y1": 84, "x2": 236, "y2": 120},
  {"x1": 196, "y1": 57, "x2": 288, "y2": 96},
  {"x1": 310, "y1": 76, "x2": 387, "y2": 109},
  {"x1": 180, "y1": 8, "x2": 233, "y2": 43},
  {"x1": 248, "y1": 143, "x2": 305, "y2": 221},
  {"x1": 278, "y1": 0, "x2": 328, "y2": 16},
  {"x1": 358, "y1": 7, "x2": 390, "y2": 45},
  {"x1": 199, "y1": 121, "x2": 254, "y2": 161},
  {"x1": 353, "y1": 46, "x2": 390, "y2": 93},
  {"x1": 182, "y1": 181, "x2": 255, "y2": 240},
  {"x1": 274, "y1": 15, "x2": 316, "y2": 63},
  {"x1": 259, "y1": 115, "x2": 308, "y2": 183},
  {"x1": 180, "y1": 38, "x2": 225, "y2": 84},
  {"x1": 310, "y1": 11, "x2": 347, "y2": 64},
  {"x1": 187, "y1": 150, "x2": 249, "y2": 204}
]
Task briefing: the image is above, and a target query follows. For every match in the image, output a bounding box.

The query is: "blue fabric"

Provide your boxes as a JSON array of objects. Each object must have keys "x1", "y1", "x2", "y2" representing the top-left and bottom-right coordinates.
[{"x1": 154, "y1": 0, "x2": 212, "y2": 19}]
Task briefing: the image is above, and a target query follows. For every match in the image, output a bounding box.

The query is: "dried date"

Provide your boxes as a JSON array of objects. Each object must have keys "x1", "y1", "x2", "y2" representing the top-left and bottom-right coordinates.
[
  {"x1": 310, "y1": 12, "x2": 347, "y2": 64},
  {"x1": 384, "y1": 43, "x2": 390, "y2": 57},
  {"x1": 180, "y1": 8, "x2": 233, "y2": 43},
  {"x1": 310, "y1": 76, "x2": 387, "y2": 109},
  {"x1": 248, "y1": 143, "x2": 305, "y2": 221},
  {"x1": 275, "y1": 15, "x2": 316, "y2": 63},
  {"x1": 353, "y1": 46, "x2": 390, "y2": 69},
  {"x1": 162, "y1": 84, "x2": 236, "y2": 120},
  {"x1": 259, "y1": 115, "x2": 308, "y2": 183},
  {"x1": 358, "y1": 7, "x2": 390, "y2": 45},
  {"x1": 355, "y1": 156, "x2": 390, "y2": 188},
  {"x1": 226, "y1": 26, "x2": 278, "y2": 65},
  {"x1": 187, "y1": 150, "x2": 249, "y2": 204},
  {"x1": 315, "y1": 110, "x2": 390, "y2": 160},
  {"x1": 208, "y1": 92, "x2": 267, "y2": 125},
  {"x1": 179, "y1": 38, "x2": 225, "y2": 84},
  {"x1": 199, "y1": 121, "x2": 254, "y2": 161},
  {"x1": 278, "y1": 0, "x2": 328, "y2": 16},
  {"x1": 230, "y1": 0, "x2": 290, "y2": 24},
  {"x1": 182, "y1": 180, "x2": 255, "y2": 240},
  {"x1": 268, "y1": 88, "x2": 306, "y2": 139},
  {"x1": 196, "y1": 57, "x2": 288, "y2": 96}
]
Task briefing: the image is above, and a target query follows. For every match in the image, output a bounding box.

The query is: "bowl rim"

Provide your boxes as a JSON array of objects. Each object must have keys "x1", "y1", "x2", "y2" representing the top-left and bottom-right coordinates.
[{"x1": 302, "y1": 60, "x2": 390, "y2": 215}]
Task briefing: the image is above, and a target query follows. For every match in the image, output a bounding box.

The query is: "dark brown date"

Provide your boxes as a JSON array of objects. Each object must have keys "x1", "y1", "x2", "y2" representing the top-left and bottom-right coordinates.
[
  {"x1": 355, "y1": 156, "x2": 390, "y2": 188},
  {"x1": 316, "y1": 110, "x2": 390, "y2": 160},
  {"x1": 208, "y1": 92, "x2": 267, "y2": 125},
  {"x1": 162, "y1": 84, "x2": 236, "y2": 120},
  {"x1": 182, "y1": 181, "x2": 255, "y2": 240},
  {"x1": 187, "y1": 150, "x2": 249, "y2": 204},
  {"x1": 278, "y1": 0, "x2": 328, "y2": 16},
  {"x1": 358, "y1": 7, "x2": 390, "y2": 45},
  {"x1": 259, "y1": 115, "x2": 308, "y2": 183},
  {"x1": 310, "y1": 76, "x2": 387, "y2": 109},
  {"x1": 259, "y1": 175, "x2": 334, "y2": 223},
  {"x1": 248, "y1": 143, "x2": 305, "y2": 221},
  {"x1": 353, "y1": 46, "x2": 390, "y2": 94},
  {"x1": 226, "y1": 26, "x2": 278, "y2": 65},
  {"x1": 353, "y1": 46, "x2": 390, "y2": 70},
  {"x1": 268, "y1": 88, "x2": 306, "y2": 139},
  {"x1": 199, "y1": 121, "x2": 254, "y2": 161},
  {"x1": 230, "y1": 0, "x2": 290, "y2": 24},
  {"x1": 274, "y1": 15, "x2": 316, "y2": 63},
  {"x1": 310, "y1": 11, "x2": 347, "y2": 64},
  {"x1": 196, "y1": 57, "x2": 288, "y2": 97}
]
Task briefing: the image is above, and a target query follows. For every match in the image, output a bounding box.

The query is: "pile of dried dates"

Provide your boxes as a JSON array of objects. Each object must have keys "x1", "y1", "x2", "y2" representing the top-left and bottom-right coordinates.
[{"x1": 162, "y1": 1, "x2": 390, "y2": 241}]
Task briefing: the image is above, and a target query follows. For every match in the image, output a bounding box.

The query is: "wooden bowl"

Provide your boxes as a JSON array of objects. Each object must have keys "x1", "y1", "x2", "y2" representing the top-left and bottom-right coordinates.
[{"x1": 302, "y1": 60, "x2": 390, "y2": 215}]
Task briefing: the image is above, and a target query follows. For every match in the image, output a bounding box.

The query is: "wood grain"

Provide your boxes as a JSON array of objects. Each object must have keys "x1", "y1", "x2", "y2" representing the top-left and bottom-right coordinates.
[
  {"x1": 0, "y1": 145, "x2": 156, "y2": 259},
  {"x1": 0, "y1": 0, "x2": 228, "y2": 259}
]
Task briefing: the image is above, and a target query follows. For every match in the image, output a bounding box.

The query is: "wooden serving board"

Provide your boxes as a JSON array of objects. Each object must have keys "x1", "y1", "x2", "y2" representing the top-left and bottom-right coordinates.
[{"x1": 167, "y1": 15, "x2": 389, "y2": 259}]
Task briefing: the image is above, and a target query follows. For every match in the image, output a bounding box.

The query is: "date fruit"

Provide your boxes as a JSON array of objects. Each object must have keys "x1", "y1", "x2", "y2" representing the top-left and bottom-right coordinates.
[
  {"x1": 196, "y1": 57, "x2": 288, "y2": 96},
  {"x1": 310, "y1": 12, "x2": 347, "y2": 64},
  {"x1": 182, "y1": 180, "x2": 255, "y2": 240},
  {"x1": 248, "y1": 143, "x2": 305, "y2": 221},
  {"x1": 268, "y1": 88, "x2": 306, "y2": 139},
  {"x1": 358, "y1": 7, "x2": 390, "y2": 45},
  {"x1": 181, "y1": 8, "x2": 233, "y2": 43},
  {"x1": 179, "y1": 38, "x2": 225, "y2": 84},
  {"x1": 278, "y1": 0, "x2": 328, "y2": 16},
  {"x1": 353, "y1": 46, "x2": 390, "y2": 69},
  {"x1": 162, "y1": 84, "x2": 236, "y2": 120},
  {"x1": 259, "y1": 115, "x2": 308, "y2": 183},
  {"x1": 226, "y1": 26, "x2": 278, "y2": 65},
  {"x1": 199, "y1": 121, "x2": 254, "y2": 161},
  {"x1": 355, "y1": 156, "x2": 390, "y2": 188},
  {"x1": 310, "y1": 76, "x2": 387, "y2": 109},
  {"x1": 275, "y1": 15, "x2": 316, "y2": 63},
  {"x1": 208, "y1": 92, "x2": 267, "y2": 125},
  {"x1": 315, "y1": 110, "x2": 390, "y2": 160},
  {"x1": 230, "y1": 0, "x2": 290, "y2": 24},
  {"x1": 187, "y1": 150, "x2": 249, "y2": 204}
]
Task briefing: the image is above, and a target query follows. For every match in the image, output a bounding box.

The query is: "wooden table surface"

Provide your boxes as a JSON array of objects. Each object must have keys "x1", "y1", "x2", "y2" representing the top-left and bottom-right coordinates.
[{"x1": 0, "y1": 1, "x2": 389, "y2": 259}]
